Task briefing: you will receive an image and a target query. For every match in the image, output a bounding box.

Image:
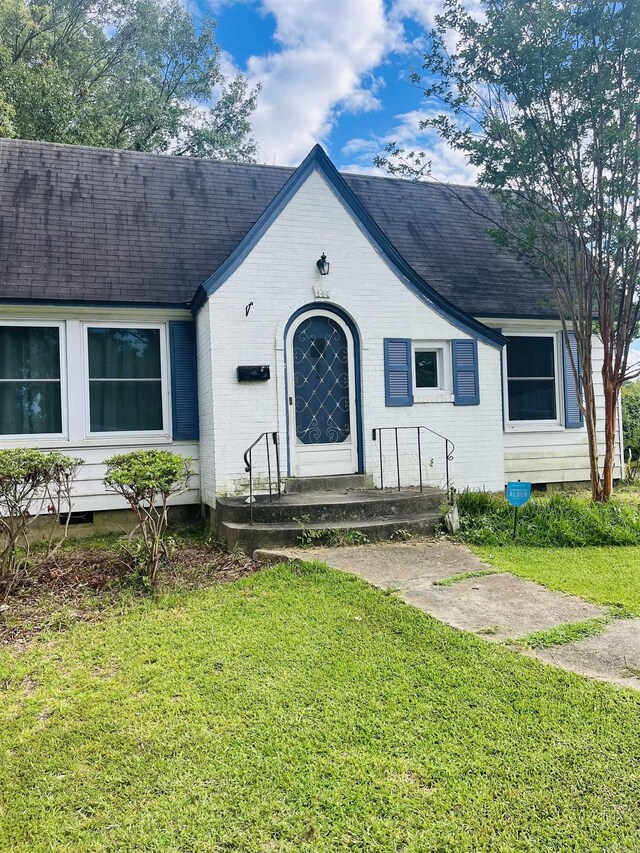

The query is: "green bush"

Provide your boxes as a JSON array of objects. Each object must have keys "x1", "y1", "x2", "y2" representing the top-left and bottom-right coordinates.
[
  {"x1": 622, "y1": 381, "x2": 640, "y2": 460},
  {"x1": 0, "y1": 449, "x2": 83, "y2": 596},
  {"x1": 456, "y1": 490, "x2": 640, "y2": 546},
  {"x1": 104, "y1": 450, "x2": 192, "y2": 587}
]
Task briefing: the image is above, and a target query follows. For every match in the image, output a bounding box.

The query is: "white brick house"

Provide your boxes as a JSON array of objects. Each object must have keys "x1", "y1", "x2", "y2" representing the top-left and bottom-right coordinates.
[{"x1": 0, "y1": 139, "x2": 622, "y2": 529}]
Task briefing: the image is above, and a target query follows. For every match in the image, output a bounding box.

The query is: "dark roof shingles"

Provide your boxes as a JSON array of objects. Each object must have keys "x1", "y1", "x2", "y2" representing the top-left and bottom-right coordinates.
[{"x1": 0, "y1": 138, "x2": 556, "y2": 316}]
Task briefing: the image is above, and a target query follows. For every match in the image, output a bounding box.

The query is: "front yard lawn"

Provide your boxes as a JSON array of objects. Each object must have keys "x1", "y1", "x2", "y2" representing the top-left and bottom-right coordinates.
[
  {"x1": 474, "y1": 545, "x2": 640, "y2": 612},
  {"x1": 2, "y1": 561, "x2": 640, "y2": 852}
]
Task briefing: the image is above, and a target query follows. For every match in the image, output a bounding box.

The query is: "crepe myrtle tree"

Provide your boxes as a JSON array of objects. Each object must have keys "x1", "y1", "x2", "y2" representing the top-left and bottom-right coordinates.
[
  {"x1": 0, "y1": 449, "x2": 83, "y2": 599},
  {"x1": 104, "y1": 450, "x2": 192, "y2": 588},
  {"x1": 376, "y1": 0, "x2": 640, "y2": 501}
]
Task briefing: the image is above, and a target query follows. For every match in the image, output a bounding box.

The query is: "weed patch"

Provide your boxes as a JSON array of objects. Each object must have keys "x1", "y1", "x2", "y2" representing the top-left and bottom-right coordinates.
[
  {"x1": 457, "y1": 491, "x2": 640, "y2": 547},
  {"x1": 515, "y1": 606, "x2": 634, "y2": 650},
  {"x1": 295, "y1": 516, "x2": 370, "y2": 547}
]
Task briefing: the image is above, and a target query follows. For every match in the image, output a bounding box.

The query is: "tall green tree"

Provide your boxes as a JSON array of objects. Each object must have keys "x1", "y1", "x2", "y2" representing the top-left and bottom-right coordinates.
[
  {"x1": 0, "y1": 0, "x2": 259, "y2": 159},
  {"x1": 377, "y1": 0, "x2": 640, "y2": 501}
]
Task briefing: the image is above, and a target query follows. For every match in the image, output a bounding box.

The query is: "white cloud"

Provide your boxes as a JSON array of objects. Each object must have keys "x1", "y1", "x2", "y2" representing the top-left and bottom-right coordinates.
[
  {"x1": 341, "y1": 108, "x2": 478, "y2": 184},
  {"x1": 209, "y1": 0, "x2": 483, "y2": 170},
  {"x1": 242, "y1": 0, "x2": 391, "y2": 164}
]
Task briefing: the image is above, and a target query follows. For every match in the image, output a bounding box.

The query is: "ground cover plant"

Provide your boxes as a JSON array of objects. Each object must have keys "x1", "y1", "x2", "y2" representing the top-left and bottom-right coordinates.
[
  {"x1": 1, "y1": 561, "x2": 640, "y2": 852},
  {"x1": 456, "y1": 489, "x2": 640, "y2": 546},
  {"x1": 475, "y1": 545, "x2": 640, "y2": 613}
]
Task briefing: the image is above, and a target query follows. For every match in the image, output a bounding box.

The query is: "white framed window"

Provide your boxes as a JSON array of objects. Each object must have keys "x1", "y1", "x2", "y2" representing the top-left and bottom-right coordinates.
[
  {"x1": 83, "y1": 323, "x2": 170, "y2": 436},
  {"x1": 504, "y1": 333, "x2": 561, "y2": 427},
  {"x1": 412, "y1": 342, "x2": 452, "y2": 399},
  {"x1": 0, "y1": 321, "x2": 66, "y2": 438}
]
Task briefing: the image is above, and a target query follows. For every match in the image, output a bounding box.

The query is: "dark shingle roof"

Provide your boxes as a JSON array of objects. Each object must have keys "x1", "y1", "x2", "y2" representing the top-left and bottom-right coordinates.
[{"x1": 0, "y1": 138, "x2": 556, "y2": 316}]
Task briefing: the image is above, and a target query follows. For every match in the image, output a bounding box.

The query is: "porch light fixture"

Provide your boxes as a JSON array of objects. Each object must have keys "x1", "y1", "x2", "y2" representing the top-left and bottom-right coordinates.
[{"x1": 316, "y1": 252, "x2": 330, "y2": 276}]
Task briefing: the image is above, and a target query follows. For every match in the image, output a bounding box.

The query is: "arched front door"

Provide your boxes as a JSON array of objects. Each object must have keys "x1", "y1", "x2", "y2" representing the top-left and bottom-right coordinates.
[{"x1": 286, "y1": 309, "x2": 359, "y2": 477}]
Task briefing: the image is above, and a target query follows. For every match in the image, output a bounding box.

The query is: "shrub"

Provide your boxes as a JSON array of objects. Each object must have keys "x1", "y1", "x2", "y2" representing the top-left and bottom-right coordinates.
[
  {"x1": 622, "y1": 382, "x2": 640, "y2": 482},
  {"x1": 0, "y1": 449, "x2": 83, "y2": 597},
  {"x1": 104, "y1": 450, "x2": 192, "y2": 587},
  {"x1": 456, "y1": 490, "x2": 640, "y2": 547},
  {"x1": 622, "y1": 381, "x2": 640, "y2": 460}
]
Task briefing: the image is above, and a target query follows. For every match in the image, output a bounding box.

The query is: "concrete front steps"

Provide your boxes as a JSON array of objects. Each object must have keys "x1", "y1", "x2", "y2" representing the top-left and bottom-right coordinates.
[{"x1": 215, "y1": 475, "x2": 445, "y2": 553}]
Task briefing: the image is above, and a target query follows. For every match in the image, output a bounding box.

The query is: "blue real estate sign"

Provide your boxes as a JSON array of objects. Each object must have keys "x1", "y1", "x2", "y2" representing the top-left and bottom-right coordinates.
[{"x1": 505, "y1": 481, "x2": 531, "y2": 507}]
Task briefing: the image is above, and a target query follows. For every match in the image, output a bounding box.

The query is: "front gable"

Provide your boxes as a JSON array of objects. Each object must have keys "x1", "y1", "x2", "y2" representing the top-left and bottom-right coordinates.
[{"x1": 192, "y1": 145, "x2": 506, "y2": 351}]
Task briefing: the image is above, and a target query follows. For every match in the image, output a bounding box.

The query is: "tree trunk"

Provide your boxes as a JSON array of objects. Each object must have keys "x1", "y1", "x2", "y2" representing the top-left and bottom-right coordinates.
[
  {"x1": 601, "y1": 374, "x2": 619, "y2": 501},
  {"x1": 583, "y1": 373, "x2": 603, "y2": 501}
]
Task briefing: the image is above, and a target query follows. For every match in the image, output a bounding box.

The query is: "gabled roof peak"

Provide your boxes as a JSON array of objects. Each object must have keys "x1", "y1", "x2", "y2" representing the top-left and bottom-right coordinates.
[{"x1": 193, "y1": 142, "x2": 505, "y2": 348}]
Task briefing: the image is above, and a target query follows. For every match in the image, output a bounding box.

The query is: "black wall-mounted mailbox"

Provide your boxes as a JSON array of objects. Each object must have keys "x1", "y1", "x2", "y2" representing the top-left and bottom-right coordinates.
[{"x1": 237, "y1": 365, "x2": 270, "y2": 382}]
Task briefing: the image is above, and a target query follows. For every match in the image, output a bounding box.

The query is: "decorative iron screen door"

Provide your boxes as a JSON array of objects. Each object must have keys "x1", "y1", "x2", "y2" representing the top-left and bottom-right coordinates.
[{"x1": 287, "y1": 310, "x2": 358, "y2": 477}]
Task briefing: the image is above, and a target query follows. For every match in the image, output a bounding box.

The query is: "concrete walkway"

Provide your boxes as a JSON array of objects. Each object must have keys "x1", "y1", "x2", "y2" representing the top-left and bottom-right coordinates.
[{"x1": 257, "y1": 540, "x2": 640, "y2": 691}]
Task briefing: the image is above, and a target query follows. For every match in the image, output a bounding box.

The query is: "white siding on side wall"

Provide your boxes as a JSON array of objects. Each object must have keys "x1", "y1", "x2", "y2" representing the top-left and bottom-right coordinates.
[
  {"x1": 202, "y1": 169, "x2": 506, "y2": 499},
  {"x1": 480, "y1": 319, "x2": 623, "y2": 484},
  {"x1": 49, "y1": 442, "x2": 200, "y2": 512}
]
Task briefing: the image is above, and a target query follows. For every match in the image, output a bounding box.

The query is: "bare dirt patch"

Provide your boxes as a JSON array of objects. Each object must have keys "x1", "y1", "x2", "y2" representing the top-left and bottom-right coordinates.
[{"x1": 0, "y1": 543, "x2": 259, "y2": 647}]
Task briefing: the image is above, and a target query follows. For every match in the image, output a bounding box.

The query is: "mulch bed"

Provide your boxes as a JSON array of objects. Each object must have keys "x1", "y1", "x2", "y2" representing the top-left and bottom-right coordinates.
[{"x1": 1, "y1": 544, "x2": 260, "y2": 647}]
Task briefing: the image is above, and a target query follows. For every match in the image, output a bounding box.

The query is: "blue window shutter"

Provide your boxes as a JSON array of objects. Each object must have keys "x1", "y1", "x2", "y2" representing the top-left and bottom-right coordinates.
[
  {"x1": 169, "y1": 321, "x2": 199, "y2": 440},
  {"x1": 452, "y1": 339, "x2": 480, "y2": 405},
  {"x1": 563, "y1": 330, "x2": 583, "y2": 428},
  {"x1": 384, "y1": 338, "x2": 413, "y2": 406}
]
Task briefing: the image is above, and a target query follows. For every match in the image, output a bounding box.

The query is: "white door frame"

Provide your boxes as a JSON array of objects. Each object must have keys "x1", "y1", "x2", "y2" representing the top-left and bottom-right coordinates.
[{"x1": 286, "y1": 308, "x2": 359, "y2": 478}]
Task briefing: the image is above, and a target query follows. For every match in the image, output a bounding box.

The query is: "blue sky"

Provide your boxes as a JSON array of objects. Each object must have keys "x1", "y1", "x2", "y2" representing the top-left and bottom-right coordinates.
[{"x1": 205, "y1": 0, "x2": 479, "y2": 181}]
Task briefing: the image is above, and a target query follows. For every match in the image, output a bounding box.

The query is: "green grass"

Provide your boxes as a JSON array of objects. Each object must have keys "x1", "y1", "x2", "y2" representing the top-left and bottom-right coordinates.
[
  {"x1": 433, "y1": 568, "x2": 500, "y2": 586},
  {"x1": 457, "y1": 490, "x2": 640, "y2": 546},
  {"x1": 475, "y1": 545, "x2": 640, "y2": 612},
  {"x1": 515, "y1": 616, "x2": 611, "y2": 650},
  {"x1": 2, "y1": 563, "x2": 640, "y2": 852}
]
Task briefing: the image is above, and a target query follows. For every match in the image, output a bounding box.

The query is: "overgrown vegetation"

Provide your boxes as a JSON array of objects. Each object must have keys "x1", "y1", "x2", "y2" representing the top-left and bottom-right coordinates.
[
  {"x1": 104, "y1": 450, "x2": 192, "y2": 588},
  {"x1": 295, "y1": 516, "x2": 370, "y2": 547},
  {"x1": 0, "y1": 449, "x2": 82, "y2": 600},
  {"x1": 457, "y1": 490, "x2": 640, "y2": 547}
]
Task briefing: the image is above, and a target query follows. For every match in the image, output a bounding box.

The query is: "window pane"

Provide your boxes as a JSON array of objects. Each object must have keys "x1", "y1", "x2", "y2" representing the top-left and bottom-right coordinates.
[
  {"x1": 0, "y1": 382, "x2": 62, "y2": 434},
  {"x1": 88, "y1": 328, "x2": 161, "y2": 379},
  {"x1": 90, "y1": 381, "x2": 163, "y2": 432},
  {"x1": 507, "y1": 337, "x2": 554, "y2": 378},
  {"x1": 415, "y1": 351, "x2": 438, "y2": 388},
  {"x1": 508, "y1": 379, "x2": 557, "y2": 420},
  {"x1": 0, "y1": 326, "x2": 60, "y2": 379}
]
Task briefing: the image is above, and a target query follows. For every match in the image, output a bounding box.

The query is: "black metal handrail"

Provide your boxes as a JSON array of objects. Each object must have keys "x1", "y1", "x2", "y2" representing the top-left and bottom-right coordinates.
[
  {"x1": 372, "y1": 426, "x2": 454, "y2": 498},
  {"x1": 243, "y1": 432, "x2": 281, "y2": 523}
]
